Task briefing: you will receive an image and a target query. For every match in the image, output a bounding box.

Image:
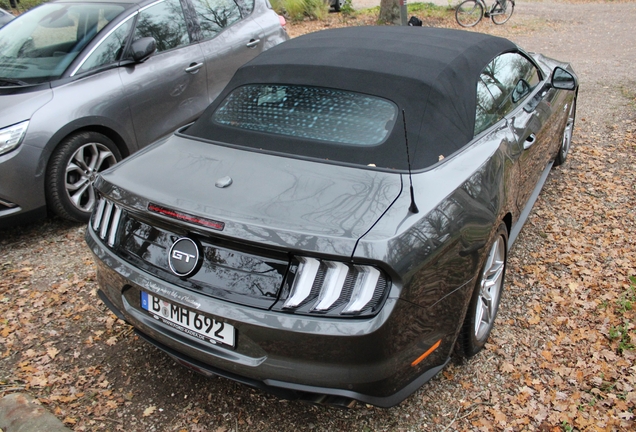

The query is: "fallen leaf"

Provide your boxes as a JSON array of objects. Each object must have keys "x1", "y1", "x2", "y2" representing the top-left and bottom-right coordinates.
[
  {"x1": 541, "y1": 350, "x2": 553, "y2": 362},
  {"x1": 501, "y1": 362, "x2": 515, "y2": 373},
  {"x1": 143, "y1": 405, "x2": 156, "y2": 417},
  {"x1": 47, "y1": 347, "x2": 60, "y2": 359}
]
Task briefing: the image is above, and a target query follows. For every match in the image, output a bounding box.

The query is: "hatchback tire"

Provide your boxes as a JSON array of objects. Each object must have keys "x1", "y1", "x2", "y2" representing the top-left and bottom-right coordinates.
[
  {"x1": 460, "y1": 223, "x2": 508, "y2": 357},
  {"x1": 46, "y1": 132, "x2": 121, "y2": 222}
]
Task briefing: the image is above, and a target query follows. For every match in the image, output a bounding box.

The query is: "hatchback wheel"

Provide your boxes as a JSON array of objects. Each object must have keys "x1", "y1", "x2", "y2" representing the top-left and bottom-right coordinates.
[
  {"x1": 460, "y1": 223, "x2": 507, "y2": 357},
  {"x1": 46, "y1": 132, "x2": 121, "y2": 222}
]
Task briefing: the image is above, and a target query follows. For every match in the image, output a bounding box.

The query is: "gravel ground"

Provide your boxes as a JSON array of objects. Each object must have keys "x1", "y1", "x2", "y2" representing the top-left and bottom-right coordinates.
[{"x1": 1, "y1": 1, "x2": 635, "y2": 431}]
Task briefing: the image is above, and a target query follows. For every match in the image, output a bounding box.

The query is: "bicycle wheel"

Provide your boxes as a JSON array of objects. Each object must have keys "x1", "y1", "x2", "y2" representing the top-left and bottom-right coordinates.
[
  {"x1": 491, "y1": 0, "x2": 514, "y2": 25},
  {"x1": 456, "y1": 0, "x2": 484, "y2": 27}
]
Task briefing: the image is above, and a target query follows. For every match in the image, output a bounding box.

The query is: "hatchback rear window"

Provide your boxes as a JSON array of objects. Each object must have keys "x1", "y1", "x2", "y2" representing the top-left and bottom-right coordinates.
[{"x1": 210, "y1": 85, "x2": 398, "y2": 146}]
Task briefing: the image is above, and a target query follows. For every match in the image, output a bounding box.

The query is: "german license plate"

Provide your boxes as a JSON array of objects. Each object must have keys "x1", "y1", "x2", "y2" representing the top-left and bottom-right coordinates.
[{"x1": 141, "y1": 291, "x2": 235, "y2": 347}]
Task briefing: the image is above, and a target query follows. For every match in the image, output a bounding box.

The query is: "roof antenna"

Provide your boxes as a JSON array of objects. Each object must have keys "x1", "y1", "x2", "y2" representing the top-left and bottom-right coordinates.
[{"x1": 402, "y1": 109, "x2": 419, "y2": 214}]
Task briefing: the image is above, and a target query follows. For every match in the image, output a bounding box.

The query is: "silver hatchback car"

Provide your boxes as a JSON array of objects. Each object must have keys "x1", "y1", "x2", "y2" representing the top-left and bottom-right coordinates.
[{"x1": 0, "y1": 0, "x2": 287, "y2": 226}]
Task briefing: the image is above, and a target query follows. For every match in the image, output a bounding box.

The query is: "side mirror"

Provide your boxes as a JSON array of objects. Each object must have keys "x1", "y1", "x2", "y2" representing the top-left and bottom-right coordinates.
[
  {"x1": 551, "y1": 67, "x2": 577, "y2": 91},
  {"x1": 130, "y1": 37, "x2": 156, "y2": 63}
]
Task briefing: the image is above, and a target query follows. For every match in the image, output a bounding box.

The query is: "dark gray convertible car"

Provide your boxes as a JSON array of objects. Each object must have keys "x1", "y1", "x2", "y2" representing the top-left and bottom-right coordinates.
[{"x1": 87, "y1": 27, "x2": 577, "y2": 407}]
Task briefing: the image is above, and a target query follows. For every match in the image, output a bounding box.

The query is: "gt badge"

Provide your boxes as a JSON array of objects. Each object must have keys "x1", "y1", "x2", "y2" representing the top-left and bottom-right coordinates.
[{"x1": 168, "y1": 238, "x2": 201, "y2": 277}]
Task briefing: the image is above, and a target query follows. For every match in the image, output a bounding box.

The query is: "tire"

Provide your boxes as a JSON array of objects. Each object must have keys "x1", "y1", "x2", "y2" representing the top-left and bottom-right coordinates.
[
  {"x1": 46, "y1": 131, "x2": 121, "y2": 222},
  {"x1": 331, "y1": 0, "x2": 344, "y2": 12},
  {"x1": 490, "y1": 0, "x2": 514, "y2": 25},
  {"x1": 553, "y1": 97, "x2": 576, "y2": 166},
  {"x1": 456, "y1": 0, "x2": 484, "y2": 27},
  {"x1": 460, "y1": 223, "x2": 508, "y2": 357}
]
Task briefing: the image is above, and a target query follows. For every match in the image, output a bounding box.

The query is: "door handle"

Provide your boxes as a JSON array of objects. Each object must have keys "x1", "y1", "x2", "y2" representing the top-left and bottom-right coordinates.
[
  {"x1": 185, "y1": 62, "x2": 203, "y2": 74},
  {"x1": 246, "y1": 39, "x2": 261, "y2": 48},
  {"x1": 523, "y1": 134, "x2": 536, "y2": 150}
]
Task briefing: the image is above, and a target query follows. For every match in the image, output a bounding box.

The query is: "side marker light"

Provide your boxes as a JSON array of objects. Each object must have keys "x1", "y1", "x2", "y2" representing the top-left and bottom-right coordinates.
[{"x1": 411, "y1": 339, "x2": 442, "y2": 367}]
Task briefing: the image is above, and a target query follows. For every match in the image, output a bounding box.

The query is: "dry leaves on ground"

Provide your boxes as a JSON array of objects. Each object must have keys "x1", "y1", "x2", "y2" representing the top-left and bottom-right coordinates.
[
  {"x1": 412, "y1": 119, "x2": 636, "y2": 432},
  {"x1": 1, "y1": 112, "x2": 634, "y2": 432}
]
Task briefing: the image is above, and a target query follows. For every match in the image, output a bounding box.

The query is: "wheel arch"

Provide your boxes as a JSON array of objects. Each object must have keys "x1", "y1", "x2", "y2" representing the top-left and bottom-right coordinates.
[
  {"x1": 37, "y1": 117, "x2": 136, "y2": 178},
  {"x1": 502, "y1": 212, "x2": 512, "y2": 238},
  {"x1": 43, "y1": 128, "x2": 123, "y2": 221},
  {"x1": 459, "y1": 220, "x2": 509, "y2": 356}
]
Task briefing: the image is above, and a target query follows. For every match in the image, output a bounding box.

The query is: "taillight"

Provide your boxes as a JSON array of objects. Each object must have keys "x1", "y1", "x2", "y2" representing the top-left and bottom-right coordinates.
[
  {"x1": 278, "y1": 257, "x2": 389, "y2": 317},
  {"x1": 92, "y1": 198, "x2": 122, "y2": 247},
  {"x1": 278, "y1": 14, "x2": 286, "y2": 30},
  {"x1": 148, "y1": 203, "x2": 225, "y2": 231}
]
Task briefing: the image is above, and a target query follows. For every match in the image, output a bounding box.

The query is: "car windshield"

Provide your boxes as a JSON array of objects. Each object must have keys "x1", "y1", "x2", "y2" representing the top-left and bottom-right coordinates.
[
  {"x1": 0, "y1": 3, "x2": 125, "y2": 85},
  {"x1": 209, "y1": 85, "x2": 398, "y2": 146}
]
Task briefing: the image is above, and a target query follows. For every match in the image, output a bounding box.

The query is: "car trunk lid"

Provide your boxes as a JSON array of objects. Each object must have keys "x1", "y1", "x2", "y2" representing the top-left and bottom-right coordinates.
[{"x1": 97, "y1": 133, "x2": 403, "y2": 258}]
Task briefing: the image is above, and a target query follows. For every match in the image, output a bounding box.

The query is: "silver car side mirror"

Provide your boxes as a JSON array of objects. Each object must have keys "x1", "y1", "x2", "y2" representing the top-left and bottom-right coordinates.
[{"x1": 130, "y1": 37, "x2": 157, "y2": 63}]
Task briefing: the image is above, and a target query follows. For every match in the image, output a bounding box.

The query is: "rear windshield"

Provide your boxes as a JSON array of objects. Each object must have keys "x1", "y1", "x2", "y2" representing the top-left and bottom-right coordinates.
[{"x1": 210, "y1": 85, "x2": 398, "y2": 146}]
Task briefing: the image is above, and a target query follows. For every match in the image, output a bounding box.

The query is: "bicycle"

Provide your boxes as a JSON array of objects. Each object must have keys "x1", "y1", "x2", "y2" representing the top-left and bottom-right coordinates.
[{"x1": 456, "y1": 0, "x2": 515, "y2": 27}]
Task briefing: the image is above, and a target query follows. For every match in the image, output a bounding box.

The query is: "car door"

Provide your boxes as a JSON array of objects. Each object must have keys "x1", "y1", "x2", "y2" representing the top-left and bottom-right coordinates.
[
  {"x1": 188, "y1": 0, "x2": 267, "y2": 102},
  {"x1": 499, "y1": 55, "x2": 553, "y2": 213},
  {"x1": 65, "y1": 15, "x2": 138, "y2": 147},
  {"x1": 119, "y1": 0, "x2": 209, "y2": 148},
  {"x1": 476, "y1": 52, "x2": 548, "y2": 214},
  {"x1": 249, "y1": 0, "x2": 288, "y2": 50}
]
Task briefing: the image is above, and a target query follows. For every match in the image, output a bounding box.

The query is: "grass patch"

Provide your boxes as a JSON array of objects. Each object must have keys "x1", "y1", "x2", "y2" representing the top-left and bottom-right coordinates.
[
  {"x1": 617, "y1": 276, "x2": 636, "y2": 314},
  {"x1": 0, "y1": 0, "x2": 44, "y2": 14},
  {"x1": 356, "y1": 2, "x2": 454, "y2": 25},
  {"x1": 408, "y1": 1, "x2": 454, "y2": 15},
  {"x1": 285, "y1": 1, "x2": 457, "y2": 38},
  {"x1": 271, "y1": 0, "x2": 329, "y2": 21},
  {"x1": 620, "y1": 84, "x2": 636, "y2": 107},
  {"x1": 363, "y1": 2, "x2": 453, "y2": 14},
  {"x1": 608, "y1": 321, "x2": 635, "y2": 354},
  {"x1": 606, "y1": 276, "x2": 636, "y2": 354}
]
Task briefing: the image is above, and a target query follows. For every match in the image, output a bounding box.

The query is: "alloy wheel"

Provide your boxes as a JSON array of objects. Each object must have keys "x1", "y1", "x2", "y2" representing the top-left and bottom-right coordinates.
[
  {"x1": 560, "y1": 101, "x2": 576, "y2": 161},
  {"x1": 65, "y1": 142, "x2": 117, "y2": 212},
  {"x1": 473, "y1": 234, "x2": 506, "y2": 340}
]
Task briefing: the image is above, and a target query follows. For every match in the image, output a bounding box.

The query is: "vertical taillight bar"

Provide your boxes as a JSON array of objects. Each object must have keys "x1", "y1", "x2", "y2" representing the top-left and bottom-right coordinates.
[
  {"x1": 284, "y1": 257, "x2": 320, "y2": 308},
  {"x1": 313, "y1": 261, "x2": 348, "y2": 311},
  {"x1": 342, "y1": 266, "x2": 381, "y2": 314}
]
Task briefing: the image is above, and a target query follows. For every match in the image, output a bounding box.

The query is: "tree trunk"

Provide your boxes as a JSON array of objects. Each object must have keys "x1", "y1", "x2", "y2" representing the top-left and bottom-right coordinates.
[{"x1": 378, "y1": 0, "x2": 401, "y2": 24}]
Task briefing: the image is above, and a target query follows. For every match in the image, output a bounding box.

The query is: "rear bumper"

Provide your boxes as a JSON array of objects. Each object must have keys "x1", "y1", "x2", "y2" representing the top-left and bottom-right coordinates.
[
  {"x1": 137, "y1": 328, "x2": 448, "y2": 407},
  {"x1": 87, "y1": 226, "x2": 450, "y2": 407}
]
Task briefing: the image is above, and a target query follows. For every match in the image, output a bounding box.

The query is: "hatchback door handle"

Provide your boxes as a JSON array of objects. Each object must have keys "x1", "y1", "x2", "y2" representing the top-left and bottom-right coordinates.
[
  {"x1": 185, "y1": 62, "x2": 203, "y2": 74},
  {"x1": 523, "y1": 134, "x2": 536, "y2": 150},
  {"x1": 246, "y1": 39, "x2": 261, "y2": 48}
]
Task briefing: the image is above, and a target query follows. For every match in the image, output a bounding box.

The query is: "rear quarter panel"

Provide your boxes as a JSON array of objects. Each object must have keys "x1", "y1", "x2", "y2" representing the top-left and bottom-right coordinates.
[{"x1": 353, "y1": 123, "x2": 518, "y2": 356}]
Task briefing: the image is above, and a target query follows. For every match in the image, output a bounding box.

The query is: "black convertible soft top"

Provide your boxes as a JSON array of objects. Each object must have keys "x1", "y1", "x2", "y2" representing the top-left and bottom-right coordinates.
[{"x1": 186, "y1": 26, "x2": 517, "y2": 171}]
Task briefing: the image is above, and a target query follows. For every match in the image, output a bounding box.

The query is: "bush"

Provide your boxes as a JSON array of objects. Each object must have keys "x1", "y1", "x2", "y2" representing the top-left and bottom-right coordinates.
[
  {"x1": 270, "y1": 0, "x2": 329, "y2": 21},
  {"x1": 4, "y1": 0, "x2": 333, "y2": 21},
  {"x1": 1, "y1": 0, "x2": 46, "y2": 13}
]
